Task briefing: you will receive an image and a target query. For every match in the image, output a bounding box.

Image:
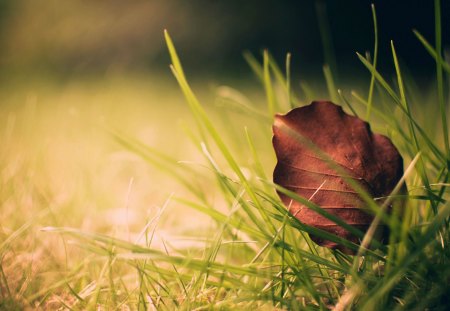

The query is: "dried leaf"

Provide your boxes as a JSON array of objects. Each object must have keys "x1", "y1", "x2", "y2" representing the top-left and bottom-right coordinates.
[{"x1": 273, "y1": 101, "x2": 404, "y2": 252}]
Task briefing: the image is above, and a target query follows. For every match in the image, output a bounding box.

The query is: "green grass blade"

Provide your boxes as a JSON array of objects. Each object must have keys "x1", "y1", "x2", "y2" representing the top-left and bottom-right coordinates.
[
  {"x1": 285, "y1": 53, "x2": 295, "y2": 109},
  {"x1": 263, "y1": 50, "x2": 277, "y2": 116},
  {"x1": 357, "y1": 52, "x2": 447, "y2": 164},
  {"x1": 413, "y1": 30, "x2": 450, "y2": 73},
  {"x1": 267, "y1": 52, "x2": 301, "y2": 109},
  {"x1": 337, "y1": 89, "x2": 358, "y2": 117},
  {"x1": 323, "y1": 64, "x2": 338, "y2": 103},
  {"x1": 164, "y1": 30, "x2": 185, "y2": 79},
  {"x1": 434, "y1": 0, "x2": 450, "y2": 161},
  {"x1": 243, "y1": 51, "x2": 264, "y2": 83},
  {"x1": 245, "y1": 127, "x2": 269, "y2": 185},
  {"x1": 165, "y1": 30, "x2": 278, "y2": 238},
  {"x1": 366, "y1": 4, "x2": 379, "y2": 120},
  {"x1": 392, "y1": 41, "x2": 437, "y2": 212}
]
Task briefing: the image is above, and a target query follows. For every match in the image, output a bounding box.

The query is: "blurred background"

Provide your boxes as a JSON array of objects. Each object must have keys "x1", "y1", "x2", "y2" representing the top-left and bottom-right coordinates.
[{"x1": 0, "y1": 0, "x2": 448, "y2": 82}]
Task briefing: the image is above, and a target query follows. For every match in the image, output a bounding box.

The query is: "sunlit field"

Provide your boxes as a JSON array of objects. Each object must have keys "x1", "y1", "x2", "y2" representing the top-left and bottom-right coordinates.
[
  {"x1": 0, "y1": 76, "x2": 188, "y2": 305},
  {"x1": 1, "y1": 2, "x2": 450, "y2": 311},
  {"x1": 0, "y1": 73, "x2": 274, "y2": 309}
]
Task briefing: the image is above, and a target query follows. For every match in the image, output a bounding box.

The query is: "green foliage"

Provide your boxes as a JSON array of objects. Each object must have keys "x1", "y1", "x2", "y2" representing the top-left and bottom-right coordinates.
[{"x1": 1, "y1": 3, "x2": 449, "y2": 310}]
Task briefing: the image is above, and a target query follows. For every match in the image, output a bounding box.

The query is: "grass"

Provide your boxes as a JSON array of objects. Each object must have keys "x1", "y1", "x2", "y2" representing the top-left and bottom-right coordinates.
[{"x1": 1, "y1": 3, "x2": 449, "y2": 310}]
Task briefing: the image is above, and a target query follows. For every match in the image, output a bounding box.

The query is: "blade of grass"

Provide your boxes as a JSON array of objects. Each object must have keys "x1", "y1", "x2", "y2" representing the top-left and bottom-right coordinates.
[
  {"x1": 263, "y1": 50, "x2": 277, "y2": 116},
  {"x1": 366, "y1": 4, "x2": 379, "y2": 120},
  {"x1": 337, "y1": 89, "x2": 358, "y2": 117},
  {"x1": 391, "y1": 41, "x2": 436, "y2": 213},
  {"x1": 243, "y1": 51, "x2": 264, "y2": 83},
  {"x1": 352, "y1": 152, "x2": 420, "y2": 272},
  {"x1": 165, "y1": 30, "x2": 278, "y2": 238},
  {"x1": 323, "y1": 64, "x2": 338, "y2": 103},
  {"x1": 434, "y1": 0, "x2": 450, "y2": 161},
  {"x1": 357, "y1": 53, "x2": 447, "y2": 164},
  {"x1": 216, "y1": 86, "x2": 271, "y2": 122},
  {"x1": 267, "y1": 52, "x2": 301, "y2": 108},
  {"x1": 244, "y1": 127, "x2": 269, "y2": 184},
  {"x1": 286, "y1": 53, "x2": 295, "y2": 109},
  {"x1": 413, "y1": 30, "x2": 450, "y2": 73}
]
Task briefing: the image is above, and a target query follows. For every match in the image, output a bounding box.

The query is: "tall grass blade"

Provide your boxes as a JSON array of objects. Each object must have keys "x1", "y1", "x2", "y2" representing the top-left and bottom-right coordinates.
[
  {"x1": 243, "y1": 51, "x2": 264, "y2": 83},
  {"x1": 434, "y1": 0, "x2": 450, "y2": 161},
  {"x1": 413, "y1": 30, "x2": 450, "y2": 73},
  {"x1": 323, "y1": 64, "x2": 338, "y2": 103},
  {"x1": 263, "y1": 50, "x2": 277, "y2": 116},
  {"x1": 366, "y1": 4, "x2": 379, "y2": 120}
]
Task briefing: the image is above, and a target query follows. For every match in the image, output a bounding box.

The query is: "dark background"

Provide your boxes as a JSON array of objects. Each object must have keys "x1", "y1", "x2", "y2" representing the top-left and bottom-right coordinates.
[{"x1": 0, "y1": 0, "x2": 448, "y2": 81}]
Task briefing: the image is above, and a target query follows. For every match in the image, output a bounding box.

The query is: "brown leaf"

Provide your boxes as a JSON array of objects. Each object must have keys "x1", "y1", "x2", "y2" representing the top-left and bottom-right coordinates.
[{"x1": 272, "y1": 101, "x2": 404, "y2": 252}]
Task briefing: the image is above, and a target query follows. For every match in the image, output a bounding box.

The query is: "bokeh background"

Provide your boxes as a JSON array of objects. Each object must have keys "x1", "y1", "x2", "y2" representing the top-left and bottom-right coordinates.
[{"x1": 0, "y1": 0, "x2": 448, "y2": 82}]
